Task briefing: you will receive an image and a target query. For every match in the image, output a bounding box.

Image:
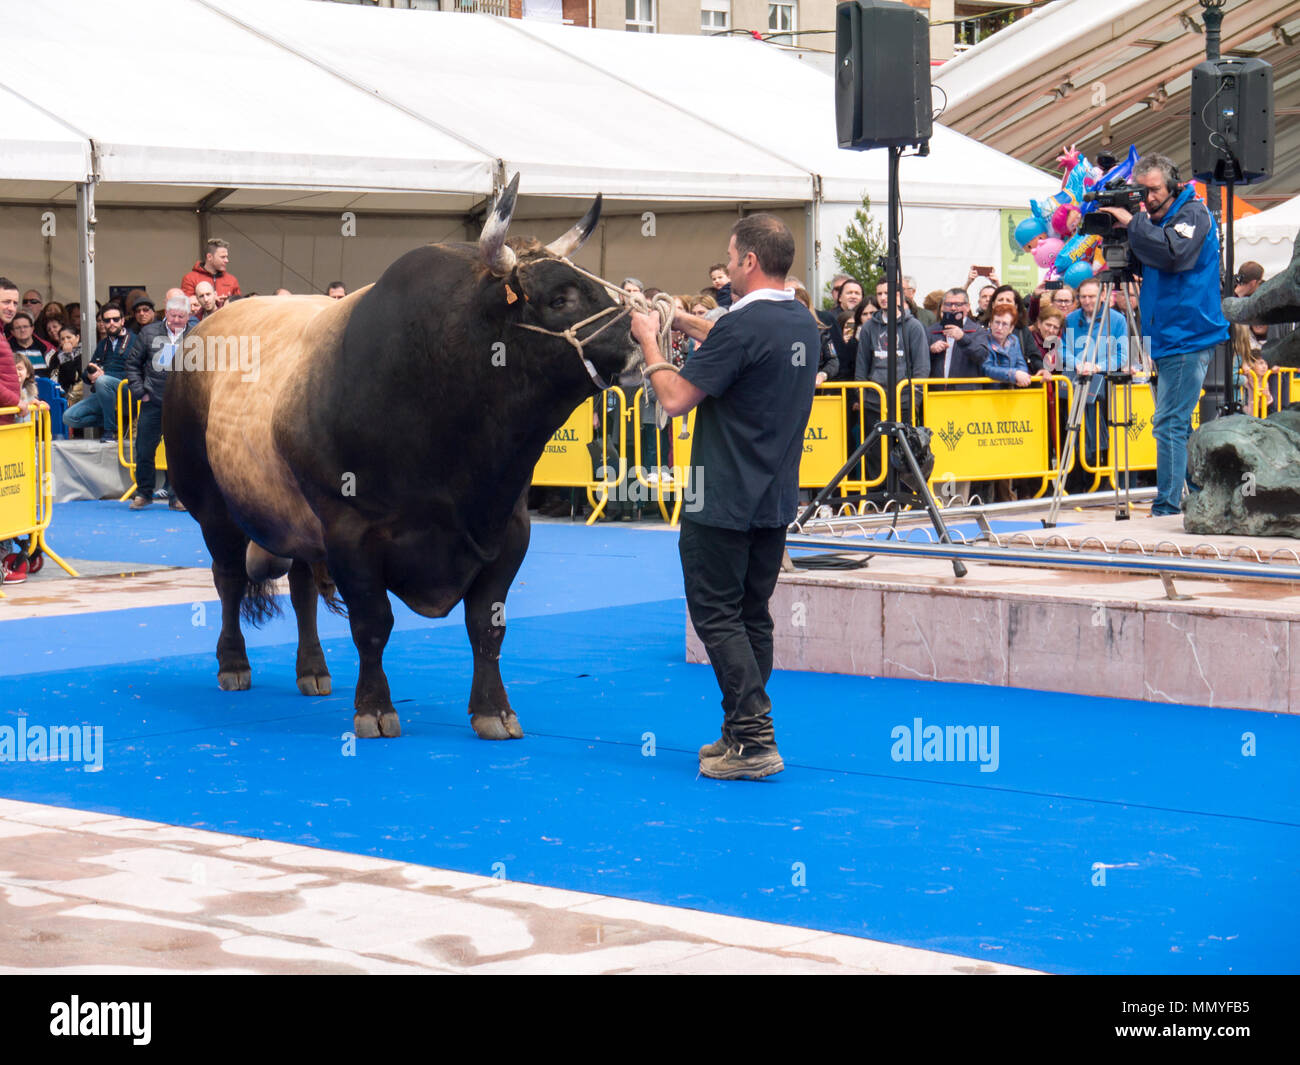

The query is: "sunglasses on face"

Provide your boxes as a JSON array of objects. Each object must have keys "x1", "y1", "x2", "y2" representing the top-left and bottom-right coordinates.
[{"x1": 103, "y1": 316, "x2": 122, "y2": 323}]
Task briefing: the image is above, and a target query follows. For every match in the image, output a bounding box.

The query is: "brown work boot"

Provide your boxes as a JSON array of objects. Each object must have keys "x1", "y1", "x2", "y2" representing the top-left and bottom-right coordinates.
[
  {"x1": 129, "y1": 495, "x2": 152, "y2": 510},
  {"x1": 699, "y1": 741, "x2": 785, "y2": 781},
  {"x1": 698, "y1": 728, "x2": 732, "y2": 760}
]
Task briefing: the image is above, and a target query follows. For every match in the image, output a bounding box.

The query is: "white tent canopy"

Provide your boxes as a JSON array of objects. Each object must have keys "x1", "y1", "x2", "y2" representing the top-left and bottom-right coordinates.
[
  {"x1": 1235, "y1": 195, "x2": 1300, "y2": 279},
  {"x1": 0, "y1": 0, "x2": 1057, "y2": 300}
]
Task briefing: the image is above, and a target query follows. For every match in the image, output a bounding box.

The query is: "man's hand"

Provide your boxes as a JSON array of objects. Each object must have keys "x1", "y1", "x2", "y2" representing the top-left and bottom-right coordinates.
[
  {"x1": 630, "y1": 310, "x2": 660, "y2": 348},
  {"x1": 1100, "y1": 206, "x2": 1133, "y2": 227},
  {"x1": 1035, "y1": 369, "x2": 1053, "y2": 381},
  {"x1": 1013, "y1": 370, "x2": 1032, "y2": 388},
  {"x1": 930, "y1": 339, "x2": 947, "y2": 355},
  {"x1": 815, "y1": 371, "x2": 828, "y2": 385},
  {"x1": 943, "y1": 324, "x2": 964, "y2": 342}
]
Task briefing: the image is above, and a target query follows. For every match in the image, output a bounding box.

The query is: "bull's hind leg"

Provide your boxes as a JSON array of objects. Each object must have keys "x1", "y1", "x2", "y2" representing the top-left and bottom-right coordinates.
[
  {"x1": 289, "y1": 559, "x2": 331, "y2": 696},
  {"x1": 465, "y1": 494, "x2": 530, "y2": 740},
  {"x1": 197, "y1": 518, "x2": 254, "y2": 691},
  {"x1": 327, "y1": 551, "x2": 399, "y2": 739}
]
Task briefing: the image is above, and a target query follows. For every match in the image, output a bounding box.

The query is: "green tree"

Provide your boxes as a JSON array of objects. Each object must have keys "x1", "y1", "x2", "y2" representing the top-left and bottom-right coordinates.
[{"x1": 826, "y1": 193, "x2": 887, "y2": 309}]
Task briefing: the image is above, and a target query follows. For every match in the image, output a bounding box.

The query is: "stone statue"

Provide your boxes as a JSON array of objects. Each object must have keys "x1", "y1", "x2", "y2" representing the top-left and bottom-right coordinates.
[
  {"x1": 1183, "y1": 227, "x2": 1300, "y2": 538},
  {"x1": 1222, "y1": 225, "x2": 1300, "y2": 367}
]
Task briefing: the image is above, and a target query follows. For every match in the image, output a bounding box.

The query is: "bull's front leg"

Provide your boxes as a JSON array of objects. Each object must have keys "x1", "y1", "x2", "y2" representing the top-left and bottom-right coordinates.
[
  {"x1": 464, "y1": 496, "x2": 530, "y2": 740},
  {"x1": 328, "y1": 549, "x2": 399, "y2": 739}
]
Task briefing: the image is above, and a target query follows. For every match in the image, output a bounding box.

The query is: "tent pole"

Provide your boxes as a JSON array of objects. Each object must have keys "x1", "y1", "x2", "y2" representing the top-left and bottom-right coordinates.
[
  {"x1": 806, "y1": 175, "x2": 822, "y2": 300},
  {"x1": 76, "y1": 175, "x2": 96, "y2": 375}
]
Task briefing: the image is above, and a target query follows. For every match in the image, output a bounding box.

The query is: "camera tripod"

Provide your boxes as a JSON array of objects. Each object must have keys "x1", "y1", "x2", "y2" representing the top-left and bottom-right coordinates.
[{"x1": 1043, "y1": 272, "x2": 1152, "y2": 527}]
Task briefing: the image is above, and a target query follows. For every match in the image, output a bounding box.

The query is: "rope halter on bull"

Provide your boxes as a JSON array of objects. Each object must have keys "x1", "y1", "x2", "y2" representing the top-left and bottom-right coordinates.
[{"x1": 478, "y1": 174, "x2": 677, "y2": 393}]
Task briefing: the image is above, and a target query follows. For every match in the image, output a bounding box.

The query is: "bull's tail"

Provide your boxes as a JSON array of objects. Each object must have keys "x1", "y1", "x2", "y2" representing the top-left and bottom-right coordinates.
[
  {"x1": 312, "y1": 562, "x2": 347, "y2": 617},
  {"x1": 239, "y1": 578, "x2": 284, "y2": 626}
]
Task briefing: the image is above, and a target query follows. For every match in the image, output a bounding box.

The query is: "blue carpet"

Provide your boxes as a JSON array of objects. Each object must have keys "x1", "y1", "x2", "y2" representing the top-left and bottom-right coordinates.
[{"x1": 3, "y1": 506, "x2": 1297, "y2": 974}]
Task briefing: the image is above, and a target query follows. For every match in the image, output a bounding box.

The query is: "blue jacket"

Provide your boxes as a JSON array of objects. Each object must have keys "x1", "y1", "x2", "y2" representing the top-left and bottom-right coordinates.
[
  {"x1": 975, "y1": 329, "x2": 1028, "y2": 386},
  {"x1": 1064, "y1": 307, "x2": 1128, "y2": 400},
  {"x1": 1126, "y1": 184, "x2": 1229, "y2": 360}
]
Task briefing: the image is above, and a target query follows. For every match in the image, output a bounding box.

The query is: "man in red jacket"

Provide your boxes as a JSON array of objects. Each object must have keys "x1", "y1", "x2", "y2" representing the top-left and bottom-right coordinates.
[{"x1": 180, "y1": 238, "x2": 241, "y2": 301}]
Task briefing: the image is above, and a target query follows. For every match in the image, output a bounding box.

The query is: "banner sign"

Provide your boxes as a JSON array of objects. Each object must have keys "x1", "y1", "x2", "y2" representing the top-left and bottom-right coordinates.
[
  {"x1": 799, "y1": 394, "x2": 848, "y2": 488},
  {"x1": 1106, "y1": 382, "x2": 1200, "y2": 471},
  {"x1": 532, "y1": 397, "x2": 595, "y2": 486},
  {"x1": 0, "y1": 423, "x2": 36, "y2": 538},
  {"x1": 924, "y1": 387, "x2": 1050, "y2": 480},
  {"x1": 1001, "y1": 208, "x2": 1040, "y2": 293}
]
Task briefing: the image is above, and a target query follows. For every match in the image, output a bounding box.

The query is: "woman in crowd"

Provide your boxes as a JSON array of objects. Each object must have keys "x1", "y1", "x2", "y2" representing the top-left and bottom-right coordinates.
[
  {"x1": 986, "y1": 285, "x2": 1036, "y2": 370},
  {"x1": 1231, "y1": 323, "x2": 1271, "y2": 416},
  {"x1": 34, "y1": 301, "x2": 66, "y2": 345},
  {"x1": 51, "y1": 325, "x2": 83, "y2": 396},
  {"x1": 1048, "y1": 285, "x2": 1077, "y2": 316},
  {"x1": 1028, "y1": 306, "x2": 1065, "y2": 376},
  {"x1": 689, "y1": 293, "x2": 717, "y2": 317}
]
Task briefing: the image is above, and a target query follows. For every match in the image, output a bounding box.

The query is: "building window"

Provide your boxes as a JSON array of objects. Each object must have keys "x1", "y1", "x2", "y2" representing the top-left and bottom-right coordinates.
[
  {"x1": 768, "y1": 2, "x2": 796, "y2": 45},
  {"x1": 626, "y1": 0, "x2": 656, "y2": 32},
  {"x1": 701, "y1": 0, "x2": 730, "y2": 32}
]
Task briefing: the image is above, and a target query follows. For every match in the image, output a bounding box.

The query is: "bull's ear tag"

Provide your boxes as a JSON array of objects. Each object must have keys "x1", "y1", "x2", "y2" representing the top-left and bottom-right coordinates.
[{"x1": 504, "y1": 284, "x2": 518, "y2": 305}]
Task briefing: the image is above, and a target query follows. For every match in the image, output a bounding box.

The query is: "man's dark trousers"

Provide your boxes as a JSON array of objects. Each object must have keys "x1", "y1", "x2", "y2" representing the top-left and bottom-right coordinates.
[
  {"x1": 679, "y1": 518, "x2": 786, "y2": 750},
  {"x1": 134, "y1": 399, "x2": 163, "y2": 499}
]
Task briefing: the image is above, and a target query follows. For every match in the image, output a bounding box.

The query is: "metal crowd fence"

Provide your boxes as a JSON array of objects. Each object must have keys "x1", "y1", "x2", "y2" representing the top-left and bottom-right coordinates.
[
  {"x1": 529, "y1": 370, "x2": 1288, "y2": 521},
  {"x1": 1260, "y1": 366, "x2": 1297, "y2": 418},
  {"x1": 0, "y1": 404, "x2": 76, "y2": 583},
  {"x1": 903, "y1": 375, "x2": 1068, "y2": 498},
  {"x1": 115, "y1": 380, "x2": 168, "y2": 502}
]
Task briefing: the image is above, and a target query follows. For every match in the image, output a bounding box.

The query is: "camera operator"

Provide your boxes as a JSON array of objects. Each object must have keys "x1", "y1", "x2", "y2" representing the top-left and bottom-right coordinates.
[{"x1": 1099, "y1": 154, "x2": 1229, "y2": 517}]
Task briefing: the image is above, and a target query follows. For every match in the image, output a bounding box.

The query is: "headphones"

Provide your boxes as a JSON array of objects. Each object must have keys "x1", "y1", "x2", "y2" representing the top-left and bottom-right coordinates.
[{"x1": 1163, "y1": 160, "x2": 1181, "y2": 195}]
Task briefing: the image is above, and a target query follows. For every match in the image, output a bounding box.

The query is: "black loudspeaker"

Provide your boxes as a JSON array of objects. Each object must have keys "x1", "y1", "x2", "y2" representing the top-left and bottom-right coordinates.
[
  {"x1": 835, "y1": 0, "x2": 932, "y2": 151},
  {"x1": 1190, "y1": 57, "x2": 1273, "y2": 184}
]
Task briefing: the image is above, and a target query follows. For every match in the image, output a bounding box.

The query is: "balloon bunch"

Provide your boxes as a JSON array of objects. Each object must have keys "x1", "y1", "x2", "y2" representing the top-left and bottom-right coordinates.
[{"x1": 1012, "y1": 144, "x2": 1140, "y2": 289}]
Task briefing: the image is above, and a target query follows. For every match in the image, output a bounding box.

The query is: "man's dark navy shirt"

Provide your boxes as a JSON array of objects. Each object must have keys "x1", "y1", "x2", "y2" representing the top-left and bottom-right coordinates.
[{"x1": 679, "y1": 291, "x2": 820, "y2": 530}]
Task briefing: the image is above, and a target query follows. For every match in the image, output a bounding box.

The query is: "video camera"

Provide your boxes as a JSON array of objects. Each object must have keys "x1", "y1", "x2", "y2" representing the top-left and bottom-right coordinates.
[{"x1": 1079, "y1": 178, "x2": 1149, "y2": 276}]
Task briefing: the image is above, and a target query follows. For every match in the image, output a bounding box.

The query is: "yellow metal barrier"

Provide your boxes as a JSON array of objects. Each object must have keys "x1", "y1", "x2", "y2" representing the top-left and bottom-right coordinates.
[
  {"x1": 812, "y1": 382, "x2": 888, "y2": 505},
  {"x1": 1263, "y1": 367, "x2": 1296, "y2": 417},
  {"x1": 115, "y1": 379, "x2": 168, "y2": 502},
  {"x1": 530, "y1": 386, "x2": 629, "y2": 526},
  {"x1": 0, "y1": 404, "x2": 77, "y2": 587},
  {"x1": 1076, "y1": 380, "x2": 1203, "y2": 490},
  {"x1": 628, "y1": 387, "x2": 696, "y2": 525},
  {"x1": 916, "y1": 377, "x2": 1059, "y2": 495}
]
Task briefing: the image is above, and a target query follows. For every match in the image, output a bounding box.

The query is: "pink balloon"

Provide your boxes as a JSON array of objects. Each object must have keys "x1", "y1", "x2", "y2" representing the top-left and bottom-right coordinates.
[{"x1": 1032, "y1": 238, "x2": 1064, "y2": 270}]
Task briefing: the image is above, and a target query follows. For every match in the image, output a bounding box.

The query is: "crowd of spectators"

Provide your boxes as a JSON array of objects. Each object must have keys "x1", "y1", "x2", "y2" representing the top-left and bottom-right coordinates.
[
  {"x1": 0, "y1": 239, "x2": 359, "y2": 581},
  {"x1": 549, "y1": 245, "x2": 1296, "y2": 521}
]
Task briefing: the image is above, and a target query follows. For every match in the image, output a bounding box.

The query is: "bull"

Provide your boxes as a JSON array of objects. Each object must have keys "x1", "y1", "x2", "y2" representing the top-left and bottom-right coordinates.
[{"x1": 164, "y1": 176, "x2": 637, "y2": 739}]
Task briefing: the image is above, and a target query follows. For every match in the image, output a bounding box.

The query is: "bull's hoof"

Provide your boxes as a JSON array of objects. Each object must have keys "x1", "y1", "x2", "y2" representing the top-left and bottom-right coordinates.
[
  {"x1": 218, "y1": 669, "x2": 251, "y2": 691},
  {"x1": 296, "y1": 673, "x2": 332, "y2": 696},
  {"x1": 470, "y1": 710, "x2": 524, "y2": 740},
  {"x1": 354, "y1": 708, "x2": 401, "y2": 739}
]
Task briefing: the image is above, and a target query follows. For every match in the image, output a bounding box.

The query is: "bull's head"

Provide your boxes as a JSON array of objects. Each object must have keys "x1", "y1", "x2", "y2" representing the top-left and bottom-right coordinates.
[{"x1": 479, "y1": 174, "x2": 637, "y2": 387}]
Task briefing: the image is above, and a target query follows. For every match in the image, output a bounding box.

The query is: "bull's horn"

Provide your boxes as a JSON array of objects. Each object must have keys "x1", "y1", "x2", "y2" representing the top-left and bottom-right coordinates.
[
  {"x1": 545, "y1": 193, "x2": 602, "y2": 259},
  {"x1": 479, "y1": 172, "x2": 520, "y2": 277}
]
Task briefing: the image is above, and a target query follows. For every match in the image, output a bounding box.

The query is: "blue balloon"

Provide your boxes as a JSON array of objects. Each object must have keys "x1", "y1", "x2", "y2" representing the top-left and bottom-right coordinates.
[
  {"x1": 1061, "y1": 260, "x2": 1096, "y2": 289},
  {"x1": 1014, "y1": 216, "x2": 1047, "y2": 249}
]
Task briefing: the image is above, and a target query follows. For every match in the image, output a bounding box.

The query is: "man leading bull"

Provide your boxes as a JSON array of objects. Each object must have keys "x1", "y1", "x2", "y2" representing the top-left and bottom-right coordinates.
[{"x1": 632, "y1": 214, "x2": 818, "y2": 781}]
